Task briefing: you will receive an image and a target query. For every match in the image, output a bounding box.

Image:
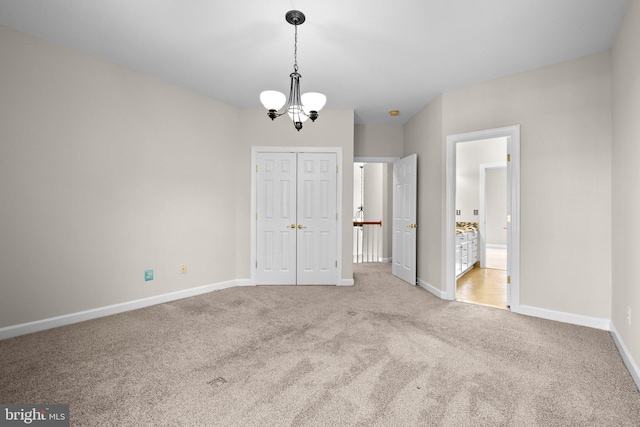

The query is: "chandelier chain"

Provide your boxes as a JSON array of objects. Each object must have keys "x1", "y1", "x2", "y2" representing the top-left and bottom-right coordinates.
[{"x1": 293, "y1": 24, "x2": 298, "y2": 72}]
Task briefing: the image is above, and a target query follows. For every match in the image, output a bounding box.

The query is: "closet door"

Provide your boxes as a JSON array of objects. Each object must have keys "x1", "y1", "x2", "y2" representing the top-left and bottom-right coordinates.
[
  {"x1": 255, "y1": 151, "x2": 338, "y2": 285},
  {"x1": 296, "y1": 153, "x2": 338, "y2": 285},
  {"x1": 256, "y1": 152, "x2": 297, "y2": 285}
]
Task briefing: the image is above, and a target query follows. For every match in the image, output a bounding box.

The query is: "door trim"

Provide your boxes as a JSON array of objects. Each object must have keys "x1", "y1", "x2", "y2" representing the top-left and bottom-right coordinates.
[
  {"x1": 251, "y1": 146, "x2": 344, "y2": 286},
  {"x1": 445, "y1": 126, "x2": 520, "y2": 310},
  {"x1": 354, "y1": 156, "x2": 400, "y2": 163}
]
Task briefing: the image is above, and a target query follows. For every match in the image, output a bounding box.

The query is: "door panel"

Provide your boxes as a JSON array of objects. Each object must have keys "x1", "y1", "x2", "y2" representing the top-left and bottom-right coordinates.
[
  {"x1": 392, "y1": 154, "x2": 417, "y2": 285},
  {"x1": 297, "y1": 153, "x2": 338, "y2": 285},
  {"x1": 256, "y1": 153, "x2": 297, "y2": 285}
]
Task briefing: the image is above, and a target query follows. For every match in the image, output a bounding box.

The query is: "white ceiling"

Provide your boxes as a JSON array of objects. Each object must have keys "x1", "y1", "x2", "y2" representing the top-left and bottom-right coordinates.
[{"x1": 0, "y1": 0, "x2": 629, "y2": 124}]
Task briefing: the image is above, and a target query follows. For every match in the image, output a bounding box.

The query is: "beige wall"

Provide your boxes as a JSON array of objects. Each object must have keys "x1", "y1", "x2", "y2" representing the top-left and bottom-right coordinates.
[
  {"x1": 404, "y1": 95, "x2": 444, "y2": 289},
  {"x1": 612, "y1": 0, "x2": 640, "y2": 377},
  {"x1": 354, "y1": 124, "x2": 403, "y2": 158},
  {"x1": 405, "y1": 53, "x2": 613, "y2": 319},
  {"x1": 0, "y1": 23, "x2": 354, "y2": 329},
  {"x1": 442, "y1": 52, "x2": 612, "y2": 318},
  {"x1": 364, "y1": 163, "x2": 385, "y2": 261},
  {"x1": 0, "y1": 24, "x2": 240, "y2": 327},
  {"x1": 363, "y1": 164, "x2": 384, "y2": 224}
]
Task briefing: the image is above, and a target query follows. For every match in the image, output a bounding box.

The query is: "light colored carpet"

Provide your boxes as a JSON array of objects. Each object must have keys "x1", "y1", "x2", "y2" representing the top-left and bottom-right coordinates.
[{"x1": 1, "y1": 263, "x2": 639, "y2": 426}]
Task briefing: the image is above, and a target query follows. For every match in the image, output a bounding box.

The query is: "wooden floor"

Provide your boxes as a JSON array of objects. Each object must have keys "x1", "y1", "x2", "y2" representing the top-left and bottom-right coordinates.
[{"x1": 456, "y1": 266, "x2": 508, "y2": 309}]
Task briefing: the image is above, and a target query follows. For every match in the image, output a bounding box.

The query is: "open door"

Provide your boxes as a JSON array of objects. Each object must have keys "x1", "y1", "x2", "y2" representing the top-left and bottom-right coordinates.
[{"x1": 392, "y1": 154, "x2": 417, "y2": 285}]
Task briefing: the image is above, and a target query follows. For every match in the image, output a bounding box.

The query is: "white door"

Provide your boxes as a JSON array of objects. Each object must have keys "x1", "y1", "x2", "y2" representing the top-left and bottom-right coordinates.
[
  {"x1": 297, "y1": 153, "x2": 338, "y2": 285},
  {"x1": 256, "y1": 152, "x2": 297, "y2": 285},
  {"x1": 392, "y1": 154, "x2": 417, "y2": 285},
  {"x1": 256, "y1": 152, "x2": 338, "y2": 285}
]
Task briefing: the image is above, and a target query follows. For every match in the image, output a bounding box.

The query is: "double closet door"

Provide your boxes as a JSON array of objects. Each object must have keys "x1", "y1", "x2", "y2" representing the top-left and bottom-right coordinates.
[{"x1": 256, "y1": 152, "x2": 338, "y2": 285}]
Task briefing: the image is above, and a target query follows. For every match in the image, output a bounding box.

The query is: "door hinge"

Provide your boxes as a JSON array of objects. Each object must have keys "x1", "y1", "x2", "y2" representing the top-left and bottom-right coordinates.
[
  {"x1": 336, "y1": 213, "x2": 338, "y2": 220},
  {"x1": 336, "y1": 165, "x2": 339, "y2": 173},
  {"x1": 256, "y1": 212, "x2": 258, "y2": 220},
  {"x1": 256, "y1": 165, "x2": 259, "y2": 172},
  {"x1": 507, "y1": 275, "x2": 511, "y2": 284},
  {"x1": 507, "y1": 154, "x2": 511, "y2": 162},
  {"x1": 256, "y1": 260, "x2": 258, "y2": 268},
  {"x1": 335, "y1": 261, "x2": 338, "y2": 268}
]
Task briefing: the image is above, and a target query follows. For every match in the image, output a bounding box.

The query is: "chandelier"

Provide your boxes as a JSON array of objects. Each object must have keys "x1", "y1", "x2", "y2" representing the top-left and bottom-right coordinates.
[{"x1": 259, "y1": 10, "x2": 326, "y2": 131}]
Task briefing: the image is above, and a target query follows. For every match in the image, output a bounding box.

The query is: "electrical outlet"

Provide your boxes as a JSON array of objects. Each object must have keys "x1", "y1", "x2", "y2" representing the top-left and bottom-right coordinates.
[
  {"x1": 628, "y1": 306, "x2": 632, "y2": 326},
  {"x1": 144, "y1": 269, "x2": 154, "y2": 281},
  {"x1": 180, "y1": 264, "x2": 187, "y2": 274}
]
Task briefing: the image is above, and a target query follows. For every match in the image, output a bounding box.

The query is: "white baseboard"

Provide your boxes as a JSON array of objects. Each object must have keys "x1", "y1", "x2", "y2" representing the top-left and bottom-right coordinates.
[
  {"x1": 610, "y1": 322, "x2": 640, "y2": 392},
  {"x1": 339, "y1": 278, "x2": 355, "y2": 286},
  {"x1": 486, "y1": 244, "x2": 507, "y2": 249},
  {"x1": 0, "y1": 279, "x2": 245, "y2": 340},
  {"x1": 511, "y1": 304, "x2": 611, "y2": 331},
  {"x1": 417, "y1": 278, "x2": 447, "y2": 299},
  {"x1": 235, "y1": 279, "x2": 255, "y2": 287},
  {"x1": 380, "y1": 258, "x2": 392, "y2": 263}
]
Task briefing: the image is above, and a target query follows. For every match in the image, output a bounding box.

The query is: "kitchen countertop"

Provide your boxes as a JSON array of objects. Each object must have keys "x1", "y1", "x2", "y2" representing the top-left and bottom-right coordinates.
[{"x1": 456, "y1": 221, "x2": 478, "y2": 235}]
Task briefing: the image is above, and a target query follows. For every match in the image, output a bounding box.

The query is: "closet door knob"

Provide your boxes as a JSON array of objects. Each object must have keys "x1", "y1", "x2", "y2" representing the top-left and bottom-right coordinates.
[
  {"x1": 288, "y1": 224, "x2": 296, "y2": 229},
  {"x1": 298, "y1": 224, "x2": 307, "y2": 229}
]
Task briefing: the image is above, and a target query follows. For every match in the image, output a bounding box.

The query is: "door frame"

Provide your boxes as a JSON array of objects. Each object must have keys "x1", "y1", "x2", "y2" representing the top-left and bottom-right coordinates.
[
  {"x1": 445, "y1": 125, "x2": 520, "y2": 310},
  {"x1": 251, "y1": 146, "x2": 344, "y2": 286},
  {"x1": 479, "y1": 162, "x2": 507, "y2": 268}
]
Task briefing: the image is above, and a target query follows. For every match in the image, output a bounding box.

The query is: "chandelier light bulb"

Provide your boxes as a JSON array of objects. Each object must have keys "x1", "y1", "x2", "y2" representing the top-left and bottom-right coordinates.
[
  {"x1": 288, "y1": 105, "x2": 310, "y2": 123},
  {"x1": 301, "y1": 92, "x2": 327, "y2": 112},
  {"x1": 260, "y1": 90, "x2": 286, "y2": 111}
]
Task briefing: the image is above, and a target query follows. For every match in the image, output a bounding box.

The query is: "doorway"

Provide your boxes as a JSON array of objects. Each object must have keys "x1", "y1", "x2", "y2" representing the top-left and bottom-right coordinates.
[
  {"x1": 445, "y1": 126, "x2": 520, "y2": 310},
  {"x1": 353, "y1": 162, "x2": 387, "y2": 263},
  {"x1": 352, "y1": 156, "x2": 399, "y2": 266},
  {"x1": 352, "y1": 155, "x2": 417, "y2": 286},
  {"x1": 455, "y1": 141, "x2": 508, "y2": 309}
]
